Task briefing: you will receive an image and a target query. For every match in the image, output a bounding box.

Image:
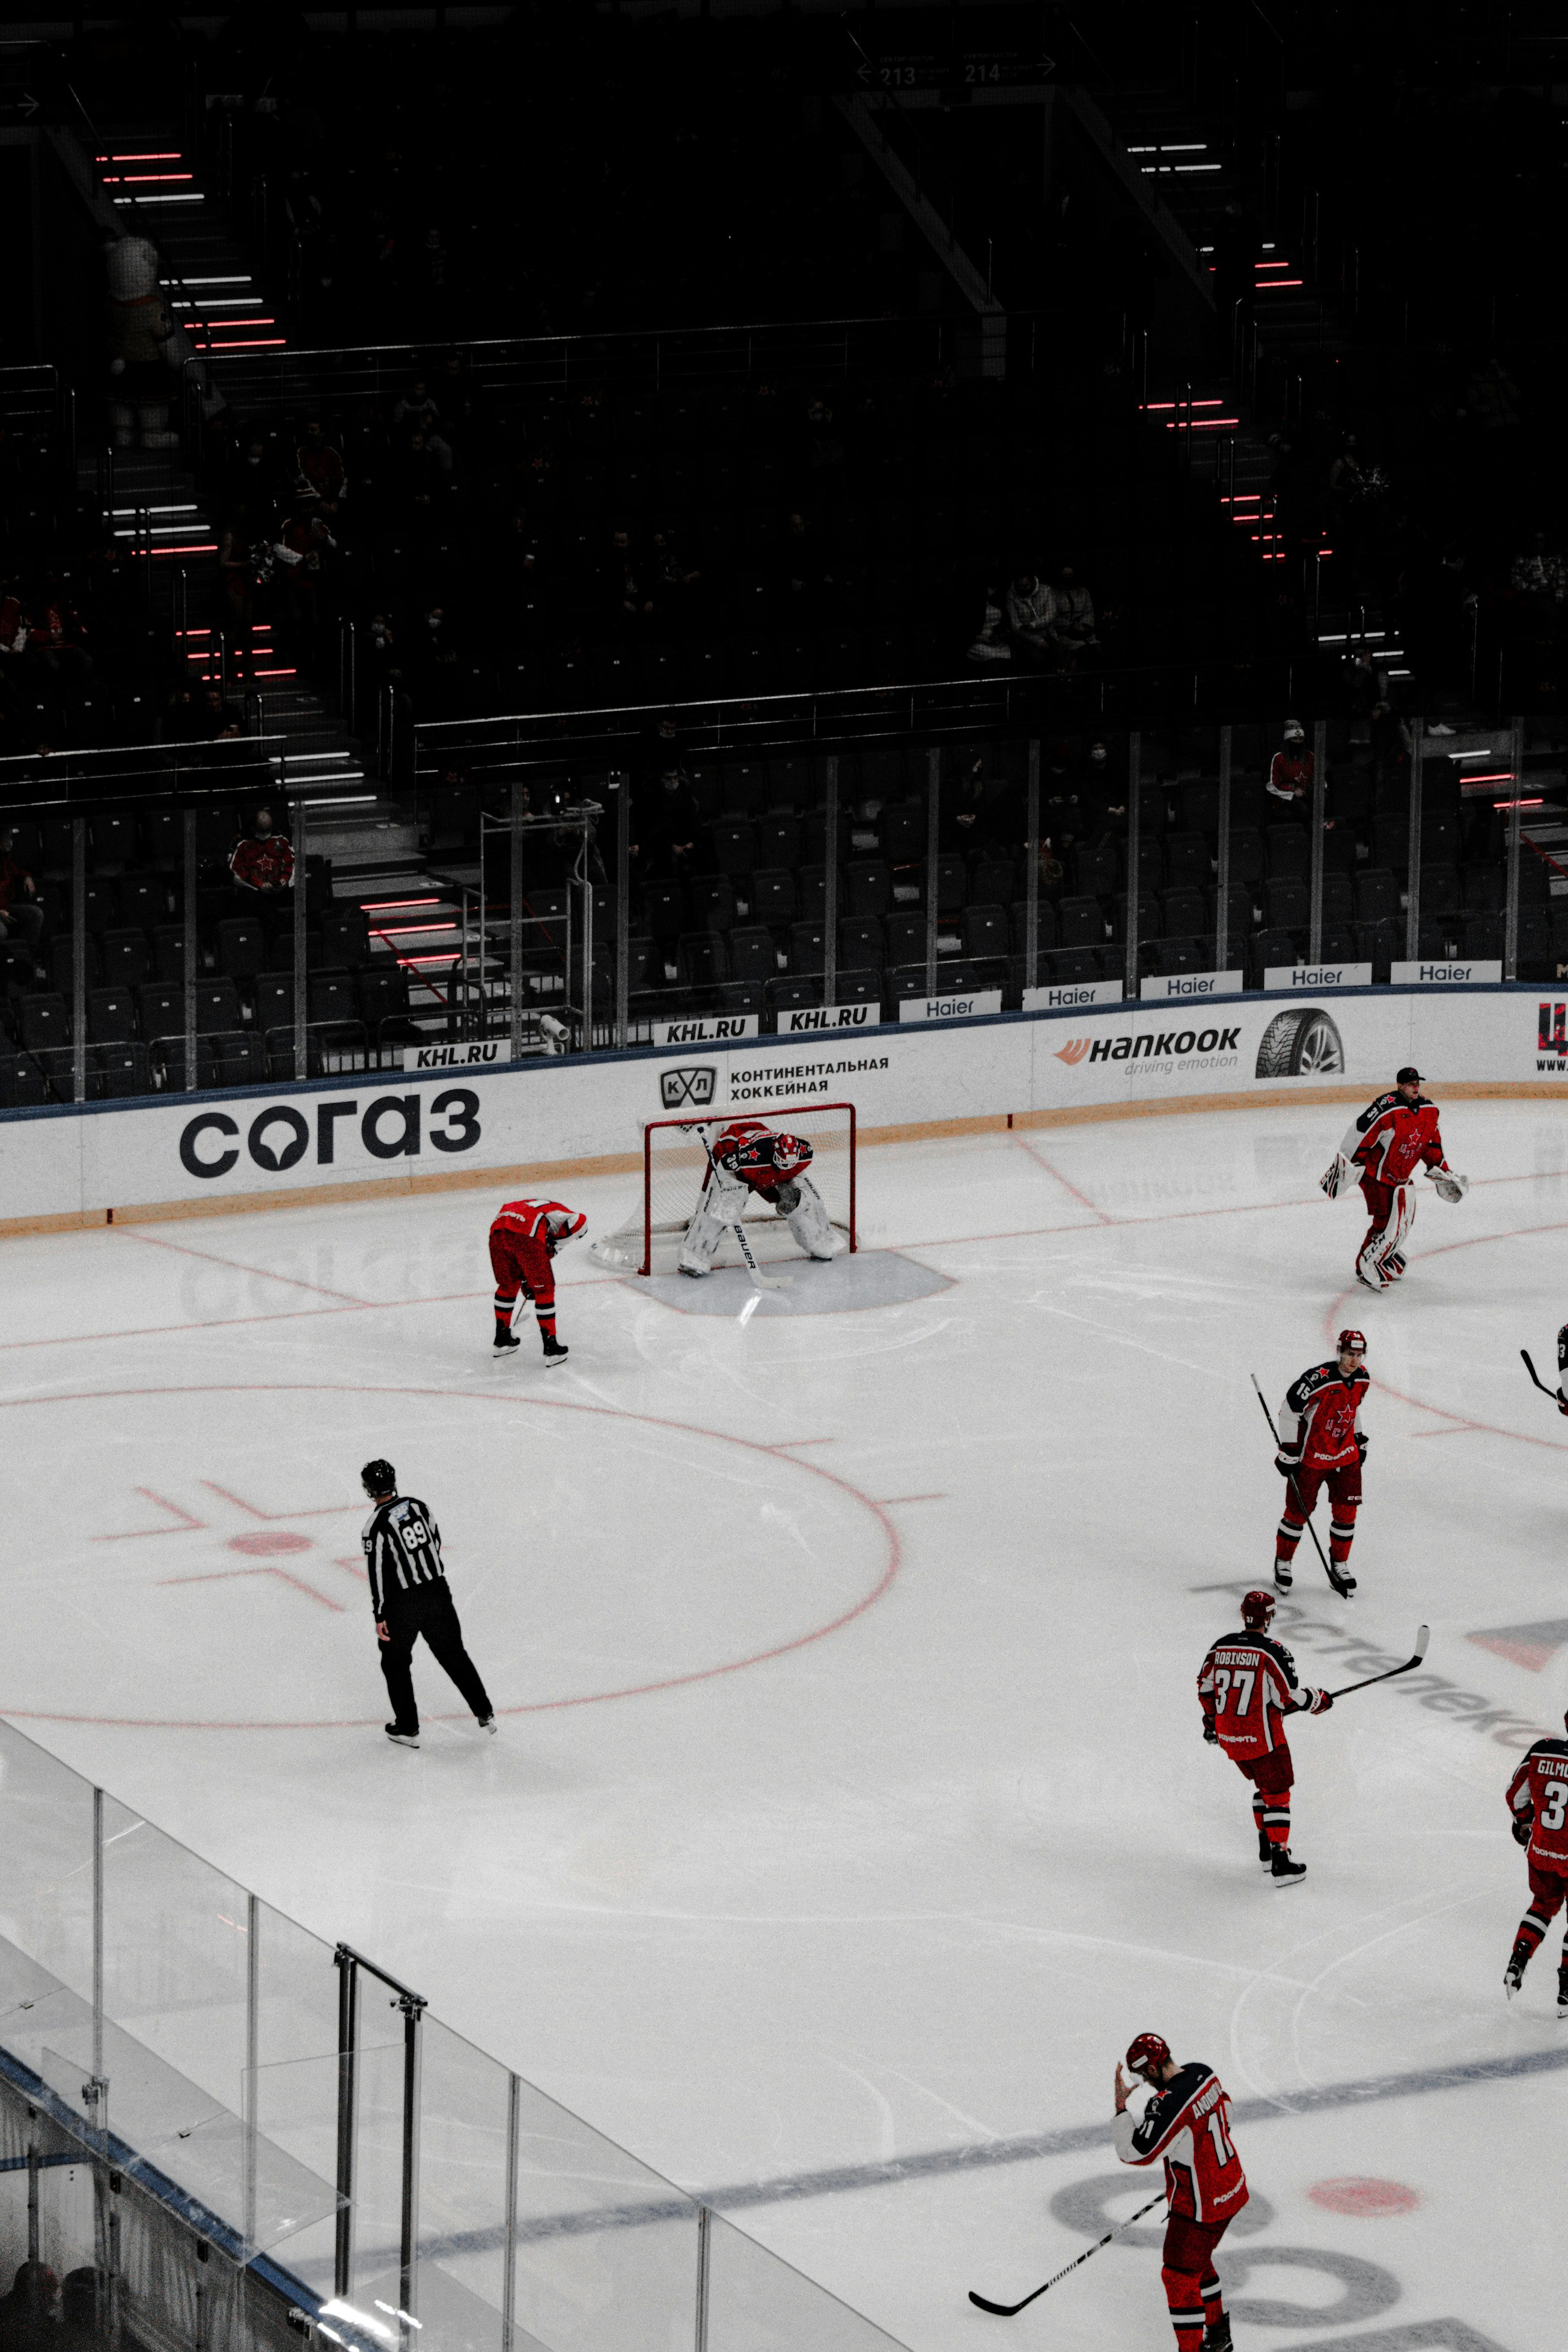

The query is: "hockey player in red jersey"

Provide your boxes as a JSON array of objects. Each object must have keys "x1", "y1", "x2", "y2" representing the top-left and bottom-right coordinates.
[
  {"x1": 1503, "y1": 1712, "x2": 1568, "y2": 2015},
  {"x1": 1272, "y1": 1329, "x2": 1369, "y2": 1596},
  {"x1": 489, "y1": 1197, "x2": 587, "y2": 1363},
  {"x1": 1114, "y1": 2033, "x2": 1248, "y2": 2352},
  {"x1": 1198, "y1": 1589, "x2": 1332, "y2": 1887},
  {"x1": 1319, "y1": 1065, "x2": 1468, "y2": 1291},
  {"x1": 677, "y1": 1117, "x2": 838, "y2": 1277}
]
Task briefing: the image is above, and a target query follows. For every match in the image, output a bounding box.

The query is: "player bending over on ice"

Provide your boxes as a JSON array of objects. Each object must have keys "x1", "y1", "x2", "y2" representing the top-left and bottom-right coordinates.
[
  {"x1": 1198, "y1": 1588, "x2": 1332, "y2": 1887},
  {"x1": 1273, "y1": 1328, "x2": 1369, "y2": 1596},
  {"x1": 1319, "y1": 1063, "x2": 1467, "y2": 1292},
  {"x1": 489, "y1": 1197, "x2": 587, "y2": 1363},
  {"x1": 1504, "y1": 1710, "x2": 1568, "y2": 2016},
  {"x1": 677, "y1": 1117, "x2": 838, "y2": 1278},
  {"x1": 1114, "y1": 2033, "x2": 1248, "y2": 2352}
]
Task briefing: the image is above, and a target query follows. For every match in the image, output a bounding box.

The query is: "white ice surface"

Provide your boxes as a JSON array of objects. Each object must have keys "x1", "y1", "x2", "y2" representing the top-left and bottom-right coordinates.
[{"x1": 4, "y1": 1101, "x2": 1567, "y2": 2348}]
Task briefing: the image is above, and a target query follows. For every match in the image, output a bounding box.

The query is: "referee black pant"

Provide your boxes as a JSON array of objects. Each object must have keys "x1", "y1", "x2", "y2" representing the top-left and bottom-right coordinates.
[{"x1": 379, "y1": 1582, "x2": 492, "y2": 1731}]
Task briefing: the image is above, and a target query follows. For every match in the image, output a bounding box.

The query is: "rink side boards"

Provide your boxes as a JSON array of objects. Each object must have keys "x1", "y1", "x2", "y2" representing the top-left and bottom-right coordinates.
[{"x1": 1, "y1": 981, "x2": 1564, "y2": 1237}]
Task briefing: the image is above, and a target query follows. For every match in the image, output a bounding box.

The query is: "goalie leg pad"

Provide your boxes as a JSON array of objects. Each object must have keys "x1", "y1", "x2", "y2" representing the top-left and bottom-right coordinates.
[
  {"x1": 678, "y1": 1173, "x2": 751, "y2": 1275},
  {"x1": 677, "y1": 1203, "x2": 728, "y2": 1275},
  {"x1": 785, "y1": 1174, "x2": 838, "y2": 1260}
]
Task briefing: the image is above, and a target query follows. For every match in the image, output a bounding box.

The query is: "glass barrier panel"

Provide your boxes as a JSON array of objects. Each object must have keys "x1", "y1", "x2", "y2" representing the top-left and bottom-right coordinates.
[
  {"x1": 410, "y1": 2018, "x2": 511, "y2": 2351},
  {"x1": 0, "y1": 1724, "x2": 96, "y2": 2006},
  {"x1": 97, "y1": 1798, "x2": 251, "y2": 2123},
  {"x1": 704, "y1": 2214, "x2": 912, "y2": 2352},
  {"x1": 248, "y1": 1898, "x2": 343, "y2": 2285},
  {"x1": 508, "y1": 2074, "x2": 698, "y2": 2352}
]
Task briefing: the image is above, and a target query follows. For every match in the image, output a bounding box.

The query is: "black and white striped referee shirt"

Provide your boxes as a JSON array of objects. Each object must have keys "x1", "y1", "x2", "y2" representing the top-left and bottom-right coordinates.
[{"x1": 362, "y1": 1494, "x2": 447, "y2": 1616}]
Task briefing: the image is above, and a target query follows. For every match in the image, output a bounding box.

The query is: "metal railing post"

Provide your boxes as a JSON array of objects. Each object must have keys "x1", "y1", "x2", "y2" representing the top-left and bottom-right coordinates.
[
  {"x1": 1123, "y1": 733, "x2": 1141, "y2": 997},
  {"x1": 333, "y1": 1948, "x2": 359, "y2": 2297},
  {"x1": 924, "y1": 746, "x2": 940, "y2": 997},
  {"x1": 243, "y1": 1893, "x2": 259, "y2": 2256},
  {"x1": 615, "y1": 772, "x2": 630, "y2": 1050},
  {"x1": 291, "y1": 798, "x2": 308, "y2": 1079},
  {"x1": 502, "y1": 2074, "x2": 520, "y2": 2352},
  {"x1": 398, "y1": 1992, "x2": 426, "y2": 2338},
  {"x1": 1023, "y1": 739, "x2": 1040, "y2": 993},
  {"x1": 183, "y1": 807, "x2": 198, "y2": 1090},
  {"x1": 509, "y1": 783, "x2": 524, "y2": 1060},
  {"x1": 1504, "y1": 715, "x2": 1525, "y2": 982},
  {"x1": 694, "y1": 2205, "x2": 711, "y2": 2352},
  {"x1": 580, "y1": 820, "x2": 594, "y2": 1051},
  {"x1": 1215, "y1": 724, "x2": 1232, "y2": 974},
  {"x1": 92, "y1": 1786, "x2": 104, "y2": 2079},
  {"x1": 823, "y1": 756, "x2": 838, "y2": 1006},
  {"x1": 1405, "y1": 715, "x2": 1424, "y2": 963},
  {"x1": 72, "y1": 818, "x2": 87, "y2": 1104},
  {"x1": 1309, "y1": 718, "x2": 1326, "y2": 964}
]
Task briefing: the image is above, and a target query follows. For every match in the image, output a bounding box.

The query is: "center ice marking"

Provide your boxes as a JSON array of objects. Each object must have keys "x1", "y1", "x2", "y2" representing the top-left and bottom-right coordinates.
[
  {"x1": 227, "y1": 1530, "x2": 314, "y2": 1557},
  {"x1": 1308, "y1": 2178, "x2": 1420, "y2": 2217}
]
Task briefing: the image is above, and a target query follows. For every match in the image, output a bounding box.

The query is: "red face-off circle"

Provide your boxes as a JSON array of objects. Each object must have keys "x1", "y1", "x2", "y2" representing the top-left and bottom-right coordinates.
[{"x1": 1308, "y1": 2178, "x2": 1420, "y2": 2217}]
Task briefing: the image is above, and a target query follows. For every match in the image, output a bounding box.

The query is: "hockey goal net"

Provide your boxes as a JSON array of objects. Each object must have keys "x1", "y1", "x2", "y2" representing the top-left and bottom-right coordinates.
[{"x1": 590, "y1": 1101, "x2": 857, "y2": 1276}]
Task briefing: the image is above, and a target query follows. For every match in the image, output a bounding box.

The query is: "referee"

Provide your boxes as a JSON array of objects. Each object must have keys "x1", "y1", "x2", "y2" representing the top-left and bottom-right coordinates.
[{"x1": 360, "y1": 1460, "x2": 496, "y2": 1747}]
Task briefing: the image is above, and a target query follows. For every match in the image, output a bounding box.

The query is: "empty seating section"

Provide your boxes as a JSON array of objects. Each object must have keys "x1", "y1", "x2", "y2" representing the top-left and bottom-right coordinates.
[
  {"x1": 0, "y1": 796, "x2": 420, "y2": 1104},
  {"x1": 4, "y1": 718, "x2": 1564, "y2": 1098}
]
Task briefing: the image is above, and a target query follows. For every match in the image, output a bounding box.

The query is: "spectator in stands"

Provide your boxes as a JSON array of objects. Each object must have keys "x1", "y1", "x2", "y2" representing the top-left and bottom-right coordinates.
[
  {"x1": 26, "y1": 579, "x2": 91, "y2": 682},
  {"x1": 55, "y1": 2269, "x2": 100, "y2": 2352},
  {"x1": 0, "y1": 587, "x2": 28, "y2": 656},
  {"x1": 0, "y1": 826, "x2": 43, "y2": 949},
  {"x1": 0, "y1": 2258, "x2": 59, "y2": 2350},
  {"x1": 272, "y1": 513, "x2": 337, "y2": 652},
  {"x1": 967, "y1": 581, "x2": 1012, "y2": 665},
  {"x1": 1052, "y1": 565, "x2": 1099, "y2": 650},
  {"x1": 293, "y1": 417, "x2": 347, "y2": 512},
  {"x1": 1267, "y1": 719, "x2": 1314, "y2": 810},
  {"x1": 1080, "y1": 738, "x2": 1127, "y2": 846},
  {"x1": 941, "y1": 756, "x2": 1001, "y2": 853},
  {"x1": 639, "y1": 766, "x2": 703, "y2": 881},
  {"x1": 393, "y1": 380, "x2": 454, "y2": 471},
  {"x1": 230, "y1": 806, "x2": 296, "y2": 920},
  {"x1": 1005, "y1": 573, "x2": 1058, "y2": 666}
]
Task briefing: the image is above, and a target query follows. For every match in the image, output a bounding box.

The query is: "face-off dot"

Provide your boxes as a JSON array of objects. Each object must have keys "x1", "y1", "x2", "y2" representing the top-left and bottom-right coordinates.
[
  {"x1": 227, "y1": 1531, "x2": 314, "y2": 1556},
  {"x1": 1308, "y1": 2178, "x2": 1420, "y2": 2217}
]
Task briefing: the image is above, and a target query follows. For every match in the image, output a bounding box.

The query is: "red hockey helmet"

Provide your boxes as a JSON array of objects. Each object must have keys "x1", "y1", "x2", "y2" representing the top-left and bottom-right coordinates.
[
  {"x1": 1126, "y1": 2033, "x2": 1172, "y2": 2082},
  {"x1": 1240, "y1": 1589, "x2": 1276, "y2": 1631},
  {"x1": 1337, "y1": 1328, "x2": 1367, "y2": 1357}
]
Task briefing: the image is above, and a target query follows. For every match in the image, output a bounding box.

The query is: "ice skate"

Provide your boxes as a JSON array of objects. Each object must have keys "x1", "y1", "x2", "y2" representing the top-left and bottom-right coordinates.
[
  {"x1": 476, "y1": 1715, "x2": 498, "y2": 1737},
  {"x1": 1204, "y1": 2318, "x2": 1234, "y2": 2352},
  {"x1": 1270, "y1": 1848, "x2": 1307, "y2": 1889},
  {"x1": 1326, "y1": 1562, "x2": 1356, "y2": 1598},
  {"x1": 541, "y1": 1334, "x2": 570, "y2": 1367},
  {"x1": 385, "y1": 1723, "x2": 420, "y2": 1750},
  {"x1": 1272, "y1": 1555, "x2": 1293, "y2": 1592},
  {"x1": 492, "y1": 1327, "x2": 521, "y2": 1353},
  {"x1": 1257, "y1": 1827, "x2": 1273, "y2": 1869},
  {"x1": 1504, "y1": 1944, "x2": 1530, "y2": 2000},
  {"x1": 1557, "y1": 1965, "x2": 1568, "y2": 2019}
]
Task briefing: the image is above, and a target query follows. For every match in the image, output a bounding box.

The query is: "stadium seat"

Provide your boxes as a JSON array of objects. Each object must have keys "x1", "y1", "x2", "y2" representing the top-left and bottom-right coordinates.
[
  {"x1": 1163, "y1": 831, "x2": 1209, "y2": 888},
  {"x1": 1355, "y1": 869, "x2": 1400, "y2": 923},
  {"x1": 1009, "y1": 900, "x2": 1058, "y2": 954},
  {"x1": 1320, "y1": 872, "x2": 1354, "y2": 923},
  {"x1": 752, "y1": 815, "x2": 801, "y2": 868},
  {"x1": 152, "y1": 925, "x2": 190, "y2": 983},
  {"x1": 217, "y1": 917, "x2": 266, "y2": 980},
  {"x1": 94, "y1": 1042, "x2": 152, "y2": 1099},
  {"x1": 962, "y1": 905, "x2": 1008, "y2": 962},
  {"x1": 883, "y1": 911, "x2": 928, "y2": 967},
  {"x1": 749, "y1": 869, "x2": 797, "y2": 923},
  {"x1": 708, "y1": 820, "x2": 756, "y2": 876},
  {"x1": 1162, "y1": 887, "x2": 1207, "y2": 938},
  {"x1": 1057, "y1": 896, "x2": 1103, "y2": 950},
  {"x1": 1461, "y1": 864, "x2": 1504, "y2": 911},
  {"x1": 837, "y1": 917, "x2": 884, "y2": 971},
  {"x1": 726, "y1": 926, "x2": 776, "y2": 986},
  {"x1": 640, "y1": 881, "x2": 685, "y2": 938},
  {"x1": 788, "y1": 921, "x2": 827, "y2": 973},
  {"x1": 319, "y1": 907, "x2": 371, "y2": 968},
  {"x1": 19, "y1": 994, "x2": 70, "y2": 1053},
  {"x1": 194, "y1": 979, "x2": 243, "y2": 1036},
  {"x1": 1109, "y1": 892, "x2": 1162, "y2": 943},
  {"x1": 1265, "y1": 825, "x2": 1308, "y2": 879},
  {"x1": 1227, "y1": 827, "x2": 1266, "y2": 885},
  {"x1": 88, "y1": 986, "x2": 137, "y2": 1045},
  {"x1": 90, "y1": 810, "x2": 139, "y2": 872},
  {"x1": 117, "y1": 873, "x2": 166, "y2": 928},
  {"x1": 1073, "y1": 838, "x2": 1118, "y2": 897},
  {"x1": 686, "y1": 876, "x2": 737, "y2": 932},
  {"x1": 768, "y1": 976, "x2": 820, "y2": 1013},
  {"x1": 845, "y1": 861, "x2": 893, "y2": 918},
  {"x1": 679, "y1": 932, "x2": 727, "y2": 989},
  {"x1": 1462, "y1": 911, "x2": 1502, "y2": 959},
  {"x1": 1264, "y1": 879, "x2": 1310, "y2": 930}
]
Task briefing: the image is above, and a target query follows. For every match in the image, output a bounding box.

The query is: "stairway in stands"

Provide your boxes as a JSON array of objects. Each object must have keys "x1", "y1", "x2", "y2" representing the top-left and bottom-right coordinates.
[{"x1": 90, "y1": 127, "x2": 395, "y2": 841}]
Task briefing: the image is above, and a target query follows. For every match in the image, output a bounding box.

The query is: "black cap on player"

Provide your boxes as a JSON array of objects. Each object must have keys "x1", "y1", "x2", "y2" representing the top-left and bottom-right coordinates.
[
  {"x1": 361, "y1": 1459, "x2": 397, "y2": 1498},
  {"x1": 1396, "y1": 1065, "x2": 1422, "y2": 1084}
]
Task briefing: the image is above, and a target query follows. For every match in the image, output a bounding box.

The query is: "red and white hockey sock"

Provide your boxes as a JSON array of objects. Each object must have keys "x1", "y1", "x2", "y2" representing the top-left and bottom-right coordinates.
[
  {"x1": 1516, "y1": 1905, "x2": 1552, "y2": 1961},
  {"x1": 1261, "y1": 1792, "x2": 1292, "y2": 1848},
  {"x1": 535, "y1": 1301, "x2": 558, "y2": 1341},
  {"x1": 1162, "y1": 2271, "x2": 1205, "y2": 2352},
  {"x1": 1328, "y1": 1512, "x2": 1356, "y2": 1566},
  {"x1": 1201, "y1": 2270, "x2": 1224, "y2": 2329},
  {"x1": 493, "y1": 1291, "x2": 517, "y2": 1334},
  {"x1": 1274, "y1": 1517, "x2": 1304, "y2": 1566}
]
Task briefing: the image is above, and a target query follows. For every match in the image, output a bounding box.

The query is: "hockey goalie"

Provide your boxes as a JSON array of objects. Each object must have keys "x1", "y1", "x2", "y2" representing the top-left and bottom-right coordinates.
[
  {"x1": 679, "y1": 1119, "x2": 840, "y2": 1278},
  {"x1": 1319, "y1": 1064, "x2": 1468, "y2": 1292}
]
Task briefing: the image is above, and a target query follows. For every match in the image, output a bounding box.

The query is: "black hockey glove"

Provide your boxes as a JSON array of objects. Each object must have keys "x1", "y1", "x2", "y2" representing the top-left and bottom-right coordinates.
[
  {"x1": 1202, "y1": 1717, "x2": 1219, "y2": 1745},
  {"x1": 1274, "y1": 1449, "x2": 1302, "y2": 1479},
  {"x1": 1355, "y1": 1432, "x2": 1368, "y2": 1462},
  {"x1": 1513, "y1": 1813, "x2": 1534, "y2": 1848}
]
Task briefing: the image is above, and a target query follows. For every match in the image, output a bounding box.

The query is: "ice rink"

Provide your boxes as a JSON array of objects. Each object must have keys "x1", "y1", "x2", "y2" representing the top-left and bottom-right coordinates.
[{"x1": 4, "y1": 1096, "x2": 1566, "y2": 2350}]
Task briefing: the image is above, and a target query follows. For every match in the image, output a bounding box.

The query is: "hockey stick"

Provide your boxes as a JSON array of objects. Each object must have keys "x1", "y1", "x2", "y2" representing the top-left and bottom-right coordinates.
[
  {"x1": 1521, "y1": 1349, "x2": 1564, "y2": 1405},
  {"x1": 968, "y1": 2191, "x2": 1168, "y2": 2317},
  {"x1": 692, "y1": 1125, "x2": 792, "y2": 1292},
  {"x1": 1249, "y1": 1375, "x2": 1347, "y2": 1595},
  {"x1": 1325, "y1": 1623, "x2": 1429, "y2": 1700}
]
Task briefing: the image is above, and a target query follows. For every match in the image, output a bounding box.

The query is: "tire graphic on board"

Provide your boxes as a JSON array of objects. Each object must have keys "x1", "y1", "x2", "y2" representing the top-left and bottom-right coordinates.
[{"x1": 1254, "y1": 1004, "x2": 1345, "y2": 1078}]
